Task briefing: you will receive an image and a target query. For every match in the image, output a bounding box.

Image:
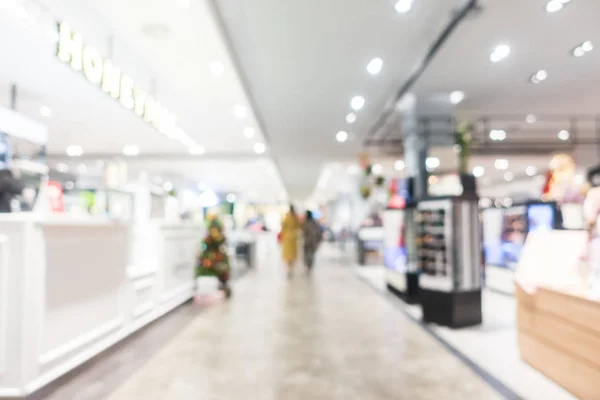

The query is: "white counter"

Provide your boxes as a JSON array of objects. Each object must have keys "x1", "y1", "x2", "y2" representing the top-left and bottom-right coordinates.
[{"x1": 0, "y1": 215, "x2": 203, "y2": 397}]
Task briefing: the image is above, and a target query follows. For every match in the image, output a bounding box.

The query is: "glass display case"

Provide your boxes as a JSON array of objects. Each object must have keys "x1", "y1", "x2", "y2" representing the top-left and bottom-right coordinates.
[{"x1": 64, "y1": 188, "x2": 134, "y2": 220}]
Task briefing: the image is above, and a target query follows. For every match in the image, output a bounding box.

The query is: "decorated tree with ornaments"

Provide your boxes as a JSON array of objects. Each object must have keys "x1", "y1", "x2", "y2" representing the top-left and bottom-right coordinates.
[{"x1": 196, "y1": 216, "x2": 232, "y2": 297}]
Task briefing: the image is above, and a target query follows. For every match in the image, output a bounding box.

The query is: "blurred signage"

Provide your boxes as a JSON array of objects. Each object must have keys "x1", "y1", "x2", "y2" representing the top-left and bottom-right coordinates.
[{"x1": 56, "y1": 22, "x2": 194, "y2": 147}]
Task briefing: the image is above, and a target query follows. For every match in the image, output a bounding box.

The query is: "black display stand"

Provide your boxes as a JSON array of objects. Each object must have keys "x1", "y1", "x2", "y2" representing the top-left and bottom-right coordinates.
[
  {"x1": 387, "y1": 271, "x2": 420, "y2": 304},
  {"x1": 420, "y1": 289, "x2": 482, "y2": 328}
]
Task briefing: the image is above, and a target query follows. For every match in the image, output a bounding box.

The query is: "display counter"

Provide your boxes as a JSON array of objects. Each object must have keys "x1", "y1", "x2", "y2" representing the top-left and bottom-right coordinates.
[
  {"x1": 516, "y1": 229, "x2": 600, "y2": 399},
  {"x1": 0, "y1": 214, "x2": 203, "y2": 398}
]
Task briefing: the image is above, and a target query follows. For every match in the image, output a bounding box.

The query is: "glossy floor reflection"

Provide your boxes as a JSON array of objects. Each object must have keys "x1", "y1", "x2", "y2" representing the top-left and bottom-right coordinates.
[{"x1": 106, "y1": 256, "x2": 501, "y2": 400}]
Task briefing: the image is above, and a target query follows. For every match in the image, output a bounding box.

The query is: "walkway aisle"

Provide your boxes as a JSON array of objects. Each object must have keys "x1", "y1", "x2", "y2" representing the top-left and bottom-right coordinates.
[{"x1": 107, "y1": 258, "x2": 501, "y2": 400}]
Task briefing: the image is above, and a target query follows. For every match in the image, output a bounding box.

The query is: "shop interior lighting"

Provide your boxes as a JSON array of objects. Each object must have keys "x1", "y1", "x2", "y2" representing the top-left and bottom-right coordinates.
[
  {"x1": 526, "y1": 166, "x2": 538, "y2": 176},
  {"x1": 226, "y1": 193, "x2": 237, "y2": 203},
  {"x1": 56, "y1": 163, "x2": 69, "y2": 173},
  {"x1": 558, "y1": 129, "x2": 570, "y2": 140},
  {"x1": 526, "y1": 114, "x2": 537, "y2": 123},
  {"x1": 209, "y1": 61, "x2": 225, "y2": 77},
  {"x1": 395, "y1": 0, "x2": 414, "y2": 13},
  {"x1": 494, "y1": 159, "x2": 509, "y2": 170},
  {"x1": 189, "y1": 146, "x2": 205, "y2": 155},
  {"x1": 504, "y1": 172, "x2": 514, "y2": 181},
  {"x1": 123, "y1": 145, "x2": 140, "y2": 156},
  {"x1": 372, "y1": 164, "x2": 383, "y2": 175},
  {"x1": 425, "y1": 157, "x2": 440, "y2": 170},
  {"x1": 350, "y1": 96, "x2": 365, "y2": 111},
  {"x1": 66, "y1": 145, "x2": 83, "y2": 157},
  {"x1": 472, "y1": 166, "x2": 485, "y2": 177},
  {"x1": 490, "y1": 44, "x2": 511, "y2": 63},
  {"x1": 253, "y1": 142, "x2": 266, "y2": 154},
  {"x1": 489, "y1": 129, "x2": 506, "y2": 141},
  {"x1": 503, "y1": 198, "x2": 514, "y2": 207},
  {"x1": 40, "y1": 106, "x2": 52, "y2": 117},
  {"x1": 546, "y1": 0, "x2": 572, "y2": 13},
  {"x1": 530, "y1": 70, "x2": 548, "y2": 84},
  {"x1": 336, "y1": 131, "x2": 349, "y2": 143},
  {"x1": 573, "y1": 41, "x2": 593, "y2": 57},
  {"x1": 345, "y1": 112, "x2": 357, "y2": 124},
  {"x1": 243, "y1": 127, "x2": 255, "y2": 138},
  {"x1": 394, "y1": 160, "x2": 405, "y2": 171},
  {"x1": 449, "y1": 91, "x2": 465, "y2": 105},
  {"x1": 233, "y1": 104, "x2": 247, "y2": 118},
  {"x1": 367, "y1": 58, "x2": 383, "y2": 75}
]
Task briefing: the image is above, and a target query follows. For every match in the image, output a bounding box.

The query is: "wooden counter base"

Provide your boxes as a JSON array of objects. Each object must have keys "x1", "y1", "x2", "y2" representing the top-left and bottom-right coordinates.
[{"x1": 516, "y1": 284, "x2": 600, "y2": 399}]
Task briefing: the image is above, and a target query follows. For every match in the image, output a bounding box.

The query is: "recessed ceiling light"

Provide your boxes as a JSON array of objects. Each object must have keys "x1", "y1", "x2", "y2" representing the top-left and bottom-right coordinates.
[
  {"x1": 336, "y1": 131, "x2": 349, "y2": 143},
  {"x1": 56, "y1": 163, "x2": 69, "y2": 173},
  {"x1": 66, "y1": 145, "x2": 83, "y2": 157},
  {"x1": 123, "y1": 145, "x2": 140, "y2": 156},
  {"x1": 226, "y1": 193, "x2": 237, "y2": 203},
  {"x1": 473, "y1": 166, "x2": 485, "y2": 177},
  {"x1": 189, "y1": 146, "x2": 205, "y2": 155},
  {"x1": 40, "y1": 105, "x2": 52, "y2": 117},
  {"x1": 573, "y1": 47, "x2": 586, "y2": 57},
  {"x1": 367, "y1": 58, "x2": 383, "y2": 75},
  {"x1": 372, "y1": 164, "x2": 383, "y2": 175},
  {"x1": 449, "y1": 90, "x2": 465, "y2": 105},
  {"x1": 490, "y1": 129, "x2": 506, "y2": 141},
  {"x1": 495, "y1": 159, "x2": 509, "y2": 170},
  {"x1": 346, "y1": 112, "x2": 357, "y2": 124},
  {"x1": 233, "y1": 104, "x2": 247, "y2": 118},
  {"x1": 395, "y1": 0, "x2": 414, "y2": 13},
  {"x1": 209, "y1": 61, "x2": 224, "y2": 77},
  {"x1": 526, "y1": 114, "x2": 537, "y2": 123},
  {"x1": 582, "y1": 40, "x2": 594, "y2": 52},
  {"x1": 530, "y1": 69, "x2": 548, "y2": 84},
  {"x1": 490, "y1": 44, "x2": 511, "y2": 63},
  {"x1": 426, "y1": 157, "x2": 440, "y2": 170},
  {"x1": 504, "y1": 172, "x2": 514, "y2": 181},
  {"x1": 545, "y1": 0, "x2": 564, "y2": 13},
  {"x1": 243, "y1": 127, "x2": 256, "y2": 138},
  {"x1": 350, "y1": 96, "x2": 365, "y2": 111},
  {"x1": 176, "y1": 0, "x2": 191, "y2": 9},
  {"x1": 558, "y1": 129, "x2": 570, "y2": 140},
  {"x1": 253, "y1": 142, "x2": 266, "y2": 154},
  {"x1": 526, "y1": 166, "x2": 538, "y2": 176},
  {"x1": 394, "y1": 160, "x2": 405, "y2": 171}
]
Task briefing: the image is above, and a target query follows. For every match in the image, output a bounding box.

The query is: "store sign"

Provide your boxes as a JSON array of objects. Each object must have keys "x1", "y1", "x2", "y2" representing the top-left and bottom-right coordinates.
[{"x1": 56, "y1": 22, "x2": 190, "y2": 144}]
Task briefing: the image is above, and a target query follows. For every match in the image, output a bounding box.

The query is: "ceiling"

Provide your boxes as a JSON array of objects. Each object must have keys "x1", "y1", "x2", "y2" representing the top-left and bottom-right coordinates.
[
  {"x1": 0, "y1": 0, "x2": 286, "y2": 201},
  {"x1": 213, "y1": 0, "x2": 468, "y2": 199}
]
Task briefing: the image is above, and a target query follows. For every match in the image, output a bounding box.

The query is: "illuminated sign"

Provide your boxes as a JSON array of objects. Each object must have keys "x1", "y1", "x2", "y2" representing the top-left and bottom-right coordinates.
[{"x1": 56, "y1": 22, "x2": 194, "y2": 147}]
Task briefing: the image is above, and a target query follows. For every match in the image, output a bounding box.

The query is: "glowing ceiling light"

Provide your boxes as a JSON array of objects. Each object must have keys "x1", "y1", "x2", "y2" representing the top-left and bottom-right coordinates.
[
  {"x1": 66, "y1": 145, "x2": 83, "y2": 157},
  {"x1": 526, "y1": 166, "x2": 538, "y2": 176},
  {"x1": 367, "y1": 58, "x2": 383, "y2": 75},
  {"x1": 56, "y1": 163, "x2": 69, "y2": 173},
  {"x1": 426, "y1": 157, "x2": 440, "y2": 170},
  {"x1": 530, "y1": 69, "x2": 548, "y2": 84},
  {"x1": 494, "y1": 159, "x2": 509, "y2": 170},
  {"x1": 573, "y1": 46, "x2": 586, "y2": 57},
  {"x1": 189, "y1": 146, "x2": 205, "y2": 155},
  {"x1": 394, "y1": 160, "x2": 405, "y2": 171},
  {"x1": 372, "y1": 164, "x2": 383, "y2": 175},
  {"x1": 209, "y1": 61, "x2": 224, "y2": 77},
  {"x1": 40, "y1": 105, "x2": 52, "y2": 117},
  {"x1": 490, "y1": 129, "x2": 506, "y2": 141},
  {"x1": 123, "y1": 145, "x2": 140, "y2": 156},
  {"x1": 346, "y1": 112, "x2": 357, "y2": 124},
  {"x1": 526, "y1": 114, "x2": 537, "y2": 123},
  {"x1": 490, "y1": 44, "x2": 511, "y2": 63},
  {"x1": 558, "y1": 129, "x2": 570, "y2": 140},
  {"x1": 253, "y1": 142, "x2": 266, "y2": 154},
  {"x1": 472, "y1": 166, "x2": 485, "y2": 177},
  {"x1": 582, "y1": 40, "x2": 594, "y2": 52},
  {"x1": 226, "y1": 193, "x2": 237, "y2": 203},
  {"x1": 395, "y1": 0, "x2": 414, "y2": 13},
  {"x1": 336, "y1": 131, "x2": 349, "y2": 143},
  {"x1": 545, "y1": 0, "x2": 564, "y2": 13},
  {"x1": 449, "y1": 90, "x2": 465, "y2": 105},
  {"x1": 350, "y1": 96, "x2": 365, "y2": 111}
]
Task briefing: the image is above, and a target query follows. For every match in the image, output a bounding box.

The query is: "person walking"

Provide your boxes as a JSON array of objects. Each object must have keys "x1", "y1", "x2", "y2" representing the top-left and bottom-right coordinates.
[
  {"x1": 281, "y1": 205, "x2": 300, "y2": 277},
  {"x1": 302, "y1": 210, "x2": 322, "y2": 273}
]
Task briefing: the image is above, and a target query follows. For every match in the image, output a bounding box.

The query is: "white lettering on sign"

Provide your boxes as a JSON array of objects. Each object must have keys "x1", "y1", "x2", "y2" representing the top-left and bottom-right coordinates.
[{"x1": 56, "y1": 21, "x2": 196, "y2": 147}]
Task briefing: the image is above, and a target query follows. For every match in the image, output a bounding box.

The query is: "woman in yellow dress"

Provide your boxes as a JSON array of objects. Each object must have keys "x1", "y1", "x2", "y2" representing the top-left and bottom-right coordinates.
[{"x1": 281, "y1": 205, "x2": 301, "y2": 276}]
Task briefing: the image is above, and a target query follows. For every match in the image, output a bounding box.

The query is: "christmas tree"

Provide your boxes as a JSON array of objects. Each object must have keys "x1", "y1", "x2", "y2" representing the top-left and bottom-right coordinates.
[{"x1": 196, "y1": 216, "x2": 232, "y2": 297}]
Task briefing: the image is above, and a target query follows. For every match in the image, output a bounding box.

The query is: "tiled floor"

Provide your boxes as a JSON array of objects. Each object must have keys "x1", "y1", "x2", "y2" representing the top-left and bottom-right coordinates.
[
  {"x1": 355, "y1": 265, "x2": 576, "y2": 400},
  {"x1": 104, "y1": 256, "x2": 502, "y2": 400}
]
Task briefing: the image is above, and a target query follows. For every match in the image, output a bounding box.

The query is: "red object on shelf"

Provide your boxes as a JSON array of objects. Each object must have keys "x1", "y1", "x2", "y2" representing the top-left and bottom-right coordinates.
[{"x1": 47, "y1": 181, "x2": 64, "y2": 213}]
